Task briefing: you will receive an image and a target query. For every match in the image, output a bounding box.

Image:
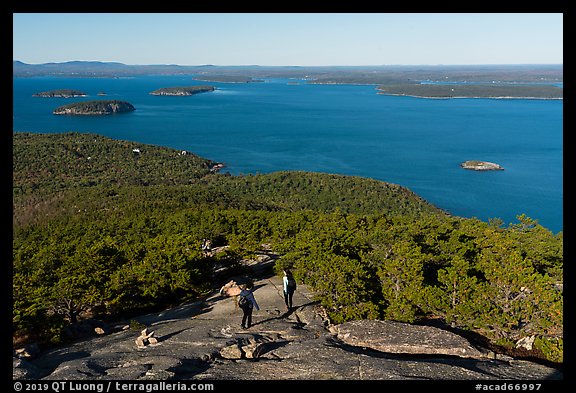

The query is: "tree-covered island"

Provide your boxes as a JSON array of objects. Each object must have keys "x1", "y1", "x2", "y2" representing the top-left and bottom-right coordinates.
[
  {"x1": 149, "y1": 86, "x2": 215, "y2": 96},
  {"x1": 33, "y1": 89, "x2": 87, "y2": 98},
  {"x1": 53, "y1": 100, "x2": 135, "y2": 115}
]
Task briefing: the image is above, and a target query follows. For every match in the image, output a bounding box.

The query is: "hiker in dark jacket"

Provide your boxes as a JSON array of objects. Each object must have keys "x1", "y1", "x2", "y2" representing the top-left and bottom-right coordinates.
[
  {"x1": 283, "y1": 270, "x2": 297, "y2": 311},
  {"x1": 238, "y1": 282, "x2": 259, "y2": 329}
]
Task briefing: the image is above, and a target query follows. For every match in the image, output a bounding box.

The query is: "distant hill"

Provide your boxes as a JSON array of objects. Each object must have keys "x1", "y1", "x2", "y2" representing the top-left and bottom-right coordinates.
[
  {"x1": 13, "y1": 60, "x2": 209, "y2": 77},
  {"x1": 14, "y1": 60, "x2": 131, "y2": 76}
]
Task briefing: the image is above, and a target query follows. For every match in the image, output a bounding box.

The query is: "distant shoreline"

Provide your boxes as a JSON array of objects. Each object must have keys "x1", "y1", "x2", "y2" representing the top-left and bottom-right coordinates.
[
  {"x1": 377, "y1": 92, "x2": 563, "y2": 100},
  {"x1": 300, "y1": 81, "x2": 564, "y2": 100},
  {"x1": 375, "y1": 83, "x2": 562, "y2": 100}
]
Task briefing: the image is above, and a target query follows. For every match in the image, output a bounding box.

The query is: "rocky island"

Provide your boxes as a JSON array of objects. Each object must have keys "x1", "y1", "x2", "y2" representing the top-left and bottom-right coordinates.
[
  {"x1": 33, "y1": 89, "x2": 87, "y2": 98},
  {"x1": 149, "y1": 86, "x2": 215, "y2": 96},
  {"x1": 461, "y1": 160, "x2": 504, "y2": 171},
  {"x1": 53, "y1": 100, "x2": 135, "y2": 115}
]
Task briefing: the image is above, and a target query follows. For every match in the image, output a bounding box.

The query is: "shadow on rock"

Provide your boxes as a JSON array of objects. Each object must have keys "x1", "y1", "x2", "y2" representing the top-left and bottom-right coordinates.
[
  {"x1": 324, "y1": 336, "x2": 562, "y2": 380},
  {"x1": 19, "y1": 350, "x2": 92, "y2": 379},
  {"x1": 134, "y1": 300, "x2": 214, "y2": 328},
  {"x1": 167, "y1": 358, "x2": 212, "y2": 379},
  {"x1": 253, "y1": 339, "x2": 291, "y2": 358},
  {"x1": 252, "y1": 300, "x2": 319, "y2": 327}
]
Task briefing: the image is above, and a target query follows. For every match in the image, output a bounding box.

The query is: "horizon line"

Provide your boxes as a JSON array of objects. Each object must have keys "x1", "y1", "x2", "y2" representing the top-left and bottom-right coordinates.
[{"x1": 13, "y1": 60, "x2": 564, "y2": 67}]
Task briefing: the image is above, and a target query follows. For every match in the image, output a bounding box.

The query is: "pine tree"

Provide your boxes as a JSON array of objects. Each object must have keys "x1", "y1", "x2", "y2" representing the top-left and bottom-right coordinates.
[{"x1": 374, "y1": 240, "x2": 426, "y2": 323}]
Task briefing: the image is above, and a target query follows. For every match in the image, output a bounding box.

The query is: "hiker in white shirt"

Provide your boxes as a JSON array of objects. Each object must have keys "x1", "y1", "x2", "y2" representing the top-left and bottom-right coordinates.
[{"x1": 283, "y1": 270, "x2": 297, "y2": 311}]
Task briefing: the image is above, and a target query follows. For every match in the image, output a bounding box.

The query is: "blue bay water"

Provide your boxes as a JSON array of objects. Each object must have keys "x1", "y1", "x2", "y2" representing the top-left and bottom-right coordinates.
[{"x1": 13, "y1": 76, "x2": 563, "y2": 233}]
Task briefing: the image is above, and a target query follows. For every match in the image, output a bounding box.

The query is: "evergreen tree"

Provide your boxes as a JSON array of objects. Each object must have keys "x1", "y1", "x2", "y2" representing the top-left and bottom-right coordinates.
[
  {"x1": 373, "y1": 240, "x2": 426, "y2": 323},
  {"x1": 422, "y1": 255, "x2": 484, "y2": 328},
  {"x1": 476, "y1": 237, "x2": 562, "y2": 341}
]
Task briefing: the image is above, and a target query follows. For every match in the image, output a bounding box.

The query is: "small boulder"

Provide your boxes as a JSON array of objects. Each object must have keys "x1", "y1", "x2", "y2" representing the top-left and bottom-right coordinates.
[
  {"x1": 14, "y1": 343, "x2": 40, "y2": 359},
  {"x1": 135, "y1": 336, "x2": 147, "y2": 348},
  {"x1": 516, "y1": 336, "x2": 536, "y2": 351},
  {"x1": 220, "y1": 343, "x2": 243, "y2": 359},
  {"x1": 94, "y1": 327, "x2": 106, "y2": 335}
]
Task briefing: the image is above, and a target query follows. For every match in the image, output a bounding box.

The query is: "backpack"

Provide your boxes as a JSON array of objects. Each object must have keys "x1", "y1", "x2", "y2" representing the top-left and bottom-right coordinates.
[
  {"x1": 238, "y1": 295, "x2": 250, "y2": 309},
  {"x1": 287, "y1": 276, "x2": 297, "y2": 291}
]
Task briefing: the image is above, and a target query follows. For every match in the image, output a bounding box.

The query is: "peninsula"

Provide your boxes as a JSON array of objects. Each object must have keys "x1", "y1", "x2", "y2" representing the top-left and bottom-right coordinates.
[
  {"x1": 149, "y1": 85, "x2": 215, "y2": 96},
  {"x1": 377, "y1": 84, "x2": 563, "y2": 100},
  {"x1": 460, "y1": 160, "x2": 504, "y2": 171},
  {"x1": 32, "y1": 89, "x2": 87, "y2": 98},
  {"x1": 53, "y1": 100, "x2": 135, "y2": 115}
]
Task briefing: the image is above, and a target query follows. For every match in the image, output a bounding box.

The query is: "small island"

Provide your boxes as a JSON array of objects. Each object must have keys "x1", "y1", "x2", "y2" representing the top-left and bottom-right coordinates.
[
  {"x1": 460, "y1": 160, "x2": 504, "y2": 171},
  {"x1": 33, "y1": 89, "x2": 87, "y2": 98},
  {"x1": 149, "y1": 86, "x2": 215, "y2": 96},
  {"x1": 53, "y1": 100, "x2": 135, "y2": 115}
]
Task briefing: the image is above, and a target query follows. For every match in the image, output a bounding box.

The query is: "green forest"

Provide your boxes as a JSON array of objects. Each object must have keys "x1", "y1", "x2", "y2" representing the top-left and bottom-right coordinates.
[
  {"x1": 376, "y1": 84, "x2": 563, "y2": 99},
  {"x1": 13, "y1": 132, "x2": 563, "y2": 363}
]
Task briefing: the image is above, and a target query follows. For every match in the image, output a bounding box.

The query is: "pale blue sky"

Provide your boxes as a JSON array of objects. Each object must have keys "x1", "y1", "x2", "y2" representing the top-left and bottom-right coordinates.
[{"x1": 13, "y1": 13, "x2": 563, "y2": 66}]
